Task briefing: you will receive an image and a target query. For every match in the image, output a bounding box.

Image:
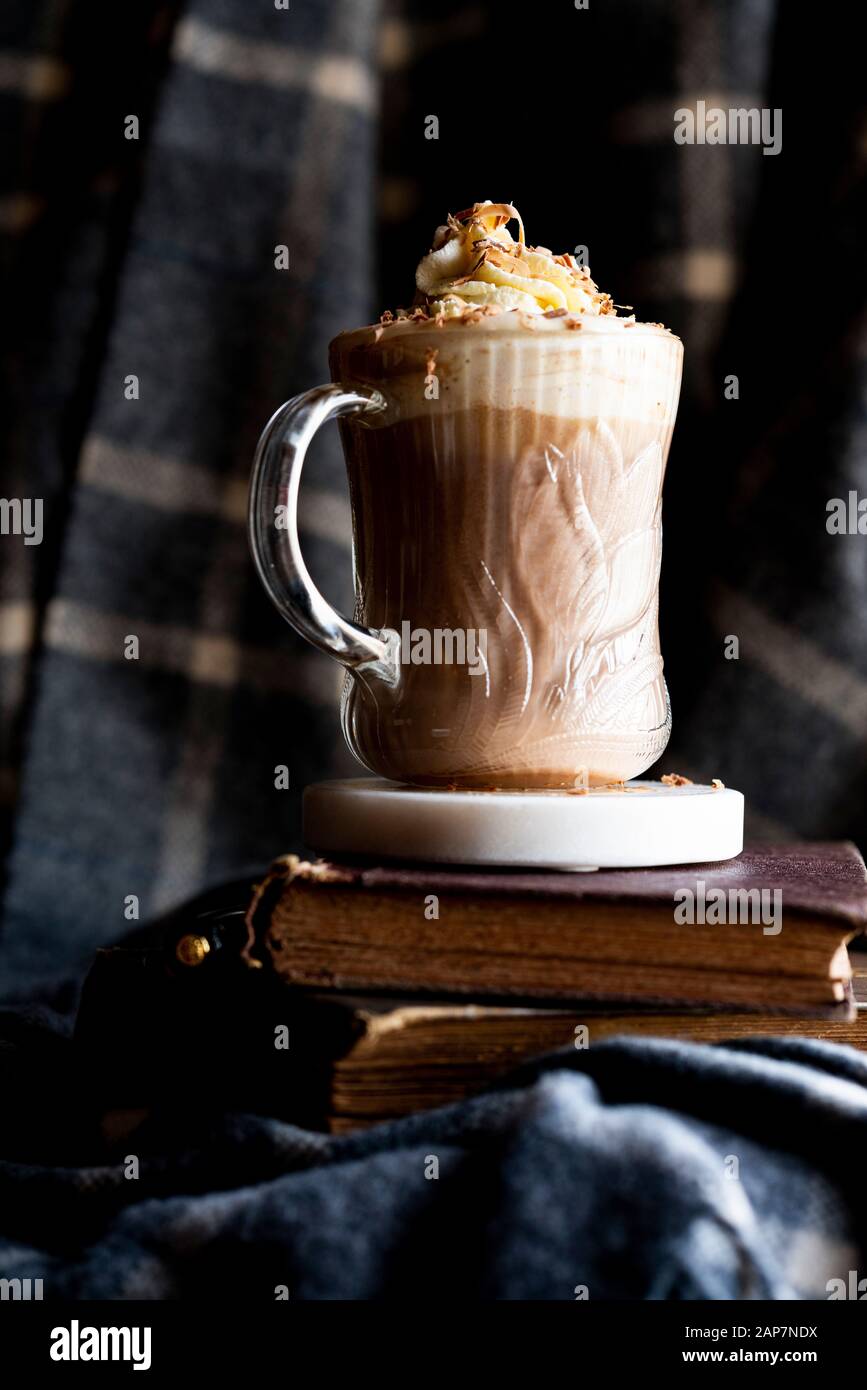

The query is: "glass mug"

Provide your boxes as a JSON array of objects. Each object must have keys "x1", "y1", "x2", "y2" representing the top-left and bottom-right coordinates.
[{"x1": 249, "y1": 316, "x2": 683, "y2": 789}]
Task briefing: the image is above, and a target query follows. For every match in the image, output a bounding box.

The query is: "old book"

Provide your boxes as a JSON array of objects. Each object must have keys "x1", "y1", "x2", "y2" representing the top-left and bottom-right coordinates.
[
  {"x1": 289, "y1": 956, "x2": 867, "y2": 1133},
  {"x1": 250, "y1": 843, "x2": 867, "y2": 1012}
]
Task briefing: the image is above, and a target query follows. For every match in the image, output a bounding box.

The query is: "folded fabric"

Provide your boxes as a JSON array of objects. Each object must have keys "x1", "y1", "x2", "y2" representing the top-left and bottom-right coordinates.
[{"x1": 2, "y1": 1020, "x2": 866, "y2": 1300}]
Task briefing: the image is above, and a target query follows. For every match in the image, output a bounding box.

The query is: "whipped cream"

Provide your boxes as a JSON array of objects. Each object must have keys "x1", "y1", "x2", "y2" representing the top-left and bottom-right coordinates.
[{"x1": 413, "y1": 201, "x2": 615, "y2": 319}]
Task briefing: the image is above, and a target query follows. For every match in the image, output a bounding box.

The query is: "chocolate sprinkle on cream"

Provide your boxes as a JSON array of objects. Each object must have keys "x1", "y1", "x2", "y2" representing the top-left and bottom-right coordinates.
[{"x1": 370, "y1": 200, "x2": 670, "y2": 333}]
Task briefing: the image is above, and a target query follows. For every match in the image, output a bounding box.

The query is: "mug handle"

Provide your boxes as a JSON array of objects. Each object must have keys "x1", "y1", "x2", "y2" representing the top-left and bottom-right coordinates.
[{"x1": 248, "y1": 384, "x2": 399, "y2": 685}]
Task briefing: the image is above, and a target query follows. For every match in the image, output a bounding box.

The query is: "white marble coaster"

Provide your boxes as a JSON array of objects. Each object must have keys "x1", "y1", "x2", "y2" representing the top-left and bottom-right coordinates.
[{"x1": 303, "y1": 779, "x2": 745, "y2": 870}]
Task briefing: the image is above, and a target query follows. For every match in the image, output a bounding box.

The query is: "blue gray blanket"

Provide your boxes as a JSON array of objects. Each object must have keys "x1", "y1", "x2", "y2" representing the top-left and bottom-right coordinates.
[{"x1": 2, "y1": 1019, "x2": 865, "y2": 1300}]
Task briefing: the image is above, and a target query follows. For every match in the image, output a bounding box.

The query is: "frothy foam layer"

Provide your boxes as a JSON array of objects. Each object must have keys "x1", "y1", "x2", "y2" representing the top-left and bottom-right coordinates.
[{"x1": 331, "y1": 314, "x2": 682, "y2": 425}]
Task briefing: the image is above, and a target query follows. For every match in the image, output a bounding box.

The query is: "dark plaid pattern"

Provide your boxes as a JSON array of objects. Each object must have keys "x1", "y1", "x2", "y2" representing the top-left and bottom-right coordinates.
[{"x1": 1, "y1": 1, "x2": 866, "y2": 991}]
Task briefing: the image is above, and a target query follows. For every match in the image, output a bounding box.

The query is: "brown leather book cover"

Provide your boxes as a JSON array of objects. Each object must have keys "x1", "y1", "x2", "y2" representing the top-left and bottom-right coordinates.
[{"x1": 250, "y1": 843, "x2": 867, "y2": 1011}]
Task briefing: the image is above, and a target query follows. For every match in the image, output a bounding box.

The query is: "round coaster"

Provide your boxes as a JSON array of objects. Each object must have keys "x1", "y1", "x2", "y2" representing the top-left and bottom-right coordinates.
[{"x1": 303, "y1": 779, "x2": 744, "y2": 870}]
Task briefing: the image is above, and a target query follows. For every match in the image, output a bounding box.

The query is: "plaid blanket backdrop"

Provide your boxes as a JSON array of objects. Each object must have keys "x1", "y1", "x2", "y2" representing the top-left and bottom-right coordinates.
[{"x1": 0, "y1": 0, "x2": 865, "y2": 996}]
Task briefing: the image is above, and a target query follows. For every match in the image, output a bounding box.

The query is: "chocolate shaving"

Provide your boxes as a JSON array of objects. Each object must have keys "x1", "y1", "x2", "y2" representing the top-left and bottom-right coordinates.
[
  {"x1": 452, "y1": 201, "x2": 518, "y2": 226},
  {"x1": 379, "y1": 201, "x2": 646, "y2": 325},
  {"x1": 450, "y1": 251, "x2": 488, "y2": 286}
]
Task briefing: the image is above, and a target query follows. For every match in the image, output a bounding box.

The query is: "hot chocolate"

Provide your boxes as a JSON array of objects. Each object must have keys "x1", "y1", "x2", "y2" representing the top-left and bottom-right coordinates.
[
  {"x1": 250, "y1": 201, "x2": 683, "y2": 788},
  {"x1": 332, "y1": 313, "x2": 681, "y2": 786}
]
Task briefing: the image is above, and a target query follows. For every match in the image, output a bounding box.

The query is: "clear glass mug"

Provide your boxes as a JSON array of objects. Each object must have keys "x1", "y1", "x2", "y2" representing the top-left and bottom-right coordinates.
[{"x1": 249, "y1": 316, "x2": 682, "y2": 788}]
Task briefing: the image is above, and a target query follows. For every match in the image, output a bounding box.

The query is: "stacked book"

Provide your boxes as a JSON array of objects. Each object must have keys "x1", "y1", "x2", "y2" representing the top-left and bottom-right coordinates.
[{"x1": 247, "y1": 844, "x2": 867, "y2": 1132}]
